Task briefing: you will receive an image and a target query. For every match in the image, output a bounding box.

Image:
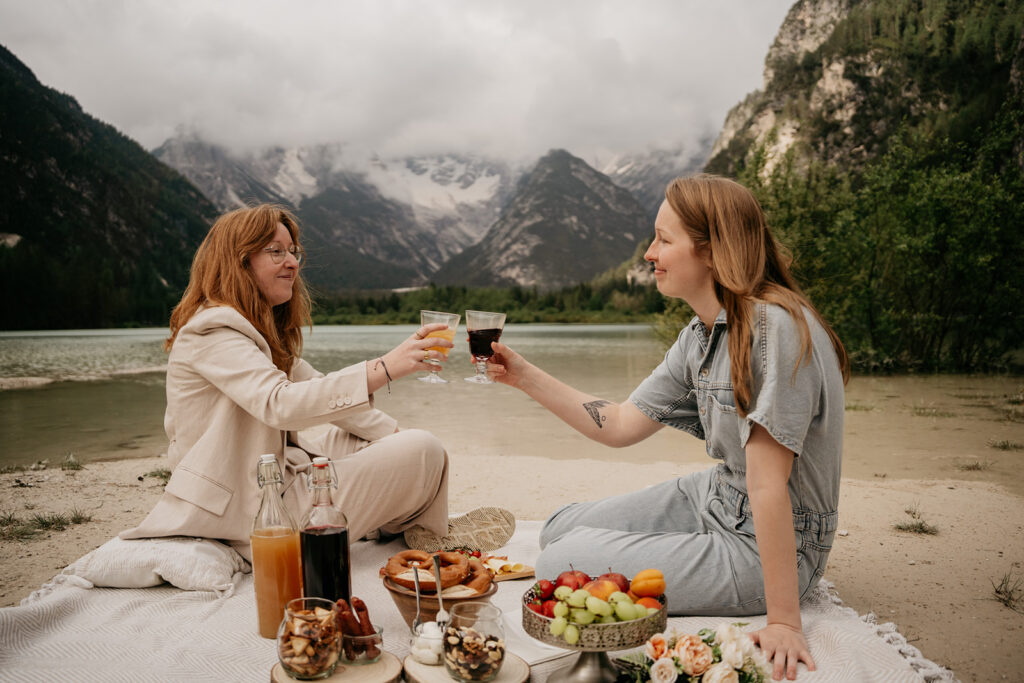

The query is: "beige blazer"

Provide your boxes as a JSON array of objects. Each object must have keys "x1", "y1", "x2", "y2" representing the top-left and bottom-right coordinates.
[{"x1": 121, "y1": 305, "x2": 397, "y2": 550}]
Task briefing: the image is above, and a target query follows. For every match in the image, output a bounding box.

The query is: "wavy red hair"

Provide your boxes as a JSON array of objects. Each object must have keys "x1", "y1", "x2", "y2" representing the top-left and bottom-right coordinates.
[{"x1": 165, "y1": 204, "x2": 311, "y2": 372}]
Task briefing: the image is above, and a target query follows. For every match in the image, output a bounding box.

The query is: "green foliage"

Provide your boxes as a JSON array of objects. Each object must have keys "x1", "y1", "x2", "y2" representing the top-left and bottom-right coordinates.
[
  {"x1": 310, "y1": 279, "x2": 665, "y2": 325},
  {"x1": 730, "y1": 90, "x2": 1024, "y2": 372}
]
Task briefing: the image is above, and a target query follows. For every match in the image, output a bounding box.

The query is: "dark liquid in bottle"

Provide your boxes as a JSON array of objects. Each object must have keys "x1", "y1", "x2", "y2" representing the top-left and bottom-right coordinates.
[
  {"x1": 300, "y1": 525, "x2": 351, "y2": 603},
  {"x1": 469, "y1": 328, "x2": 503, "y2": 358}
]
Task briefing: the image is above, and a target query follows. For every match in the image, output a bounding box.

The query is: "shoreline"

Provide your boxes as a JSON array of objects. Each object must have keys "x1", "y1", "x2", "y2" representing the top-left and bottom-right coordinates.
[{"x1": 2, "y1": 453, "x2": 1023, "y2": 682}]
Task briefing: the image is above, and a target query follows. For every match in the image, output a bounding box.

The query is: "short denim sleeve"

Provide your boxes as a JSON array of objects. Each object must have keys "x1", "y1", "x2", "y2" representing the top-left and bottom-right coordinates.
[
  {"x1": 741, "y1": 304, "x2": 823, "y2": 455},
  {"x1": 629, "y1": 326, "x2": 703, "y2": 438}
]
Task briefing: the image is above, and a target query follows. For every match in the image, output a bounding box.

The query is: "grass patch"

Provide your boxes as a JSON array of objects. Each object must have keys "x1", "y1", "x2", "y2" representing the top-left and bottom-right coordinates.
[
  {"x1": 845, "y1": 402, "x2": 875, "y2": 411},
  {"x1": 0, "y1": 464, "x2": 28, "y2": 474},
  {"x1": 144, "y1": 468, "x2": 172, "y2": 485},
  {"x1": 992, "y1": 572, "x2": 1023, "y2": 612},
  {"x1": 956, "y1": 460, "x2": 993, "y2": 471},
  {"x1": 1, "y1": 508, "x2": 93, "y2": 541},
  {"x1": 894, "y1": 520, "x2": 939, "y2": 534},
  {"x1": 988, "y1": 439, "x2": 1023, "y2": 451},
  {"x1": 60, "y1": 453, "x2": 83, "y2": 471},
  {"x1": 911, "y1": 404, "x2": 958, "y2": 418},
  {"x1": 894, "y1": 501, "x2": 938, "y2": 534}
]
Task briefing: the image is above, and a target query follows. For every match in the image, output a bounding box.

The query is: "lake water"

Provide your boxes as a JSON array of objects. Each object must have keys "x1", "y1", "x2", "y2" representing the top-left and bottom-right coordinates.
[
  {"x1": 0, "y1": 324, "x2": 696, "y2": 467},
  {"x1": 2, "y1": 325, "x2": 1022, "y2": 496}
]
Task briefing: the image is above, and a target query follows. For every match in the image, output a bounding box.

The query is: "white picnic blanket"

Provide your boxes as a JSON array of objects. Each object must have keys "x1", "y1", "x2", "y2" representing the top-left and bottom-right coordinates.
[{"x1": 0, "y1": 521, "x2": 955, "y2": 682}]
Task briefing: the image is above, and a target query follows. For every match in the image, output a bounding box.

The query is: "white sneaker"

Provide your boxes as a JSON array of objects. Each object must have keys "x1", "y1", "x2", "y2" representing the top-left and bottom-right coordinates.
[{"x1": 403, "y1": 507, "x2": 516, "y2": 553}]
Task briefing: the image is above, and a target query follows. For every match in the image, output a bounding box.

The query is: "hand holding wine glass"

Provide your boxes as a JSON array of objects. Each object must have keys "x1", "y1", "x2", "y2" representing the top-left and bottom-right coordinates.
[{"x1": 464, "y1": 310, "x2": 506, "y2": 384}]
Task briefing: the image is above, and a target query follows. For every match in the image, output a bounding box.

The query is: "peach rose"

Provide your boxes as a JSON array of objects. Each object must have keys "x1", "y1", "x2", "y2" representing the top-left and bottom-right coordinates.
[
  {"x1": 648, "y1": 656, "x2": 679, "y2": 683},
  {"x1": 644, "y1": 633, "x2": 670, "y2": 661},
  {"x1": 672, "y1": 634, "x2": 714, "y2": 676},
  {"x1": 701, "y1": 662, "x2": 740, "y2": 683}
]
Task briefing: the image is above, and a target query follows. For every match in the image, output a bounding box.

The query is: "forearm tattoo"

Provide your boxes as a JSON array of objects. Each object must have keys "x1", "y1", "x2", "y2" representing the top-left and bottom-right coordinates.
[{"x1": 583, "y1": 400, "x2": 611, "y2": 429}]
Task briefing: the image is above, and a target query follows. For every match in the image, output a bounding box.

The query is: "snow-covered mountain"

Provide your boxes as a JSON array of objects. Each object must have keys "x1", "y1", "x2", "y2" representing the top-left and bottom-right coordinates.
[{"x1": 600, "y1": 144, "x2": 710, "y2": 220}]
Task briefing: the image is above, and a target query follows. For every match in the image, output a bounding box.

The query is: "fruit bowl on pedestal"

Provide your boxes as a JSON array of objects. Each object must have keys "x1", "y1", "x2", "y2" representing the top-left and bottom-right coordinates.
[{"x1": 520, "y1": 585, "x2": 667, "y2": 683}]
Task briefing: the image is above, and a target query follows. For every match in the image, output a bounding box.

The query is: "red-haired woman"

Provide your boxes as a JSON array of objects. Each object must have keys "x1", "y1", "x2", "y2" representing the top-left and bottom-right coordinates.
[{"x1": 123, "y1": 204, "x2": 514, "y2": 559}]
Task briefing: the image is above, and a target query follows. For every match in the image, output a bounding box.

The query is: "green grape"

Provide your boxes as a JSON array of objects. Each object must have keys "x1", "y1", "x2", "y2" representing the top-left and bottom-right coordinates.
[
  {"x1": 585, "y1": 596, "x2": 613, "y2": 616},
  {"x1": 607, "y1": 591, "x2": 631, "y2": 604},
  {"x1": 549, "y1": 616, "x2": 568, "y2": 636},
  {"x1": 567, "y1": 589, "x2": 590, "y2": 608},
  {"x1": 553, "y1": 585, "x2": 574, "y2": 601},
  {"x1": 553, "y1": 601, "x2": 569, "y2": 618},
  {"x1": 598, "y1": 614, "x2": 618, "y2": 624},
  {"x1": 563, "y1": 624, "x2": 580, "y2": 645},
  {"x1": 647, "y1": 606, "x2": 661, "y2": 617},
  {"x1": 570, "y1": 608, "x2": 595, "y2": 625},
  {"x1": 614, "y1": 601, "x2": 638, "y2": 621}
]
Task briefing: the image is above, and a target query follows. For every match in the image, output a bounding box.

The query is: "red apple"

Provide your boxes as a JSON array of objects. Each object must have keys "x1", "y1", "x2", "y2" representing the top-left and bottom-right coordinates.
[
  {"x1": 555, "y1": 567, "x2": 591, "y2": 591},
  {"x1": 598, "y1": 569, "x2": 629, "y2": 594}
]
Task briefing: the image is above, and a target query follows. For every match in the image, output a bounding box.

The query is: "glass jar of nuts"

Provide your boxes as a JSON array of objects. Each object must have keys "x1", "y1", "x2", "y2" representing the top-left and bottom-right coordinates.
[
  {"x1": 276, "y1": 597, "x2": 341, "y2": 680},
  {"x1": 442, "y1": 602, "x2": 506, "y2": 682}
]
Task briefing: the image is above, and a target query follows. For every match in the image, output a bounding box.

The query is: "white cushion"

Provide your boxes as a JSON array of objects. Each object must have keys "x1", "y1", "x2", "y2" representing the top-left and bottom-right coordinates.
[{"x1": 63, "y1": 536, "x2": 251, "y2": 595}]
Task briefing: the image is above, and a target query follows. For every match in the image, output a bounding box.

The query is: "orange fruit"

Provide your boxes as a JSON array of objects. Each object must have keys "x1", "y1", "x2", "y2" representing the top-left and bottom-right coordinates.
[
  {"x1": 629, "y1": 569, "x2": 666, "y2": 598},
  {"x1": 636, "y1": 597, "x2": 662, "y2": 610}
]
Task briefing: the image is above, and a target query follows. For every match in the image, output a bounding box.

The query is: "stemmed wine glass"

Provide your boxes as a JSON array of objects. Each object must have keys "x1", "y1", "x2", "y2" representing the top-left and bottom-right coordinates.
[
  {"x1": 418, "y1": 310, "x2": 460, "y2": 384},
  {"x1": 464, "y1": 310, "x2": 506, "y2": 384}
]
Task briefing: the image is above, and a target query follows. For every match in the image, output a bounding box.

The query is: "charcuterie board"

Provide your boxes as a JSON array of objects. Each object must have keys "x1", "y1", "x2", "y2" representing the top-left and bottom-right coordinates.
[{"x1": 491, "y1": 565, "x2": 535, "y2": 582}]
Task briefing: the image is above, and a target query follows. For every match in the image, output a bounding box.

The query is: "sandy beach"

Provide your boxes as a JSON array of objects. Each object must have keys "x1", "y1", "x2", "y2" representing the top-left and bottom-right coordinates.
[{"x1": 2, "y1": 377, "x2": 1023, "y2": 682}]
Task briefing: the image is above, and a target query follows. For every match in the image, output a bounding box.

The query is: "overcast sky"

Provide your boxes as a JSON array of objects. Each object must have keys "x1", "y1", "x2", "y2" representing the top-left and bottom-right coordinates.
[{"x1": 1, "y1": 0, "x2": 793, "y2": 164}]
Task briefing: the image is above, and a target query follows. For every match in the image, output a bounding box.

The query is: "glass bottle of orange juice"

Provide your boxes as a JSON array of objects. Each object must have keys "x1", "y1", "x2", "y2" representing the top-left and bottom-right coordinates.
[{"x1": 251, "y1": 453, "x2": 302, "y2": 639}]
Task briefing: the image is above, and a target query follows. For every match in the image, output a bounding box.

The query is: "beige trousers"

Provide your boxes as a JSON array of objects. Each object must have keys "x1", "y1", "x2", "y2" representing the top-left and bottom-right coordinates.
[{"x1": 286, "y1": 428, "x2": 449, "y2": 543}]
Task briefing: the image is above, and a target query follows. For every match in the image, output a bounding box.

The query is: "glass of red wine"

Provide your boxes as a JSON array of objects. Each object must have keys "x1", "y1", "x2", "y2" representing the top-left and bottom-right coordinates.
[{"x1": 464, "y1": 310, "x2": 506, "y2": 384}]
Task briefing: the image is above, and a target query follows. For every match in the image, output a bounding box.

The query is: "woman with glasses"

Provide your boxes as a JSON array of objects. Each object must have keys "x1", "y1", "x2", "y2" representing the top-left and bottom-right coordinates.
[{"x1": 122, "y1": 204, "x2": 515, "y2": 562}]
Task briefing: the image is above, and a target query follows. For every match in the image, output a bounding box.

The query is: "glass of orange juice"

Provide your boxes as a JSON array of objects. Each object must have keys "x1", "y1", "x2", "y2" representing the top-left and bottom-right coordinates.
[{"x1": 419, "y1": 310, "x2": 460, "y2": 384}]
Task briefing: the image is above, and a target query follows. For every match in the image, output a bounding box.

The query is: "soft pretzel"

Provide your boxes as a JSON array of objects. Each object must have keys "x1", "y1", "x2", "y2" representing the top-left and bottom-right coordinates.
[
  {"x1": 463, "y1": 557, "x2": 493, "y2": 594},
  {"x1": 384, "y1": 550, "x2": 469, "y2": 592}
]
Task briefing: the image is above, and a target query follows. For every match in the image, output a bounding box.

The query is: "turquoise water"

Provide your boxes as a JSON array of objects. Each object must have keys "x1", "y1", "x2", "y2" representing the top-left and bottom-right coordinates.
[{"x1": 0, "y1": 324, "x2": 677, "y2": 467}]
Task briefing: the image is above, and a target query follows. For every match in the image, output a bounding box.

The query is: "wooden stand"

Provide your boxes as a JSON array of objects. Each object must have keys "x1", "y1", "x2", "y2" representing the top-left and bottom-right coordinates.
[
  {"x1": 403, "y1": 652, "x2": 529, "y2": 683},
  {"x1": 271, "y1": 651, "x2": 402, "y2": 683}
]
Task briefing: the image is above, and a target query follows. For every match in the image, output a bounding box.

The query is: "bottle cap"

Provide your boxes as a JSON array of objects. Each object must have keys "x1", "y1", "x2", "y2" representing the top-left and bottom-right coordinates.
[
  {"x1": 259, "y1": 454, "x2": 276, "y2": 463},
  {"x1": 312, "y1": 457, "x2": 329, "y2": 467}
]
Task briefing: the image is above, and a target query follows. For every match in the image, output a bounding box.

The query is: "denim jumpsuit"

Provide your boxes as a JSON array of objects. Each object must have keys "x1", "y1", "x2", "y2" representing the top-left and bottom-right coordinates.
[{"x1": 536, "y1": 304, "x2": 845, "y2": 616}]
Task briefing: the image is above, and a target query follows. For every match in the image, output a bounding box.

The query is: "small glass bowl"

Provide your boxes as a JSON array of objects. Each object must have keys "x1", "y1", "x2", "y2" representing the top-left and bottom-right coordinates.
[
  {"x1": 340, "y1": 625, "x2": 384, "y2": 665},
  {"x1": 409, "y1": 622, "x2": 445, "y2": 666}
]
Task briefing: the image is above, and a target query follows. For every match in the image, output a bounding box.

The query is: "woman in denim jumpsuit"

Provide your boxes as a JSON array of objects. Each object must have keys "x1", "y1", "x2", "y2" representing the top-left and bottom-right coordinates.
[{"x1": 486, "y1": 175, "x2": 849, "y2": 680}]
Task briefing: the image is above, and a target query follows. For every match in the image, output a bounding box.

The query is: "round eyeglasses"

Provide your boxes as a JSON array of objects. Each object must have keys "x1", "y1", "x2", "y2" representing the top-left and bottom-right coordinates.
[{"x1": 262, "y1": 242, "x2": 304, "y2": 265}]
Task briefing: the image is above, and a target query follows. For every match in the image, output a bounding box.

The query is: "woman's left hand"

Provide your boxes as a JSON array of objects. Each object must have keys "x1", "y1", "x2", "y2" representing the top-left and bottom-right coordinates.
[
  {"x1": 380, "y1": 323, "x2": 452, "y2": 380},
  {"x1": 750, "y1": 623, "x2": 816, "y2": 680}
]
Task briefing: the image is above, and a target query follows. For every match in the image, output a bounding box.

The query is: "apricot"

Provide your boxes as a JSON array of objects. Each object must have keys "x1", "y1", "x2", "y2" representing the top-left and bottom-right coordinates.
[
  {"x1": 581, "y1": 578, "x2": 620, "y2": 601},
  {"x1": 636, "y1": 596, "x2": 662, "y2": 610},
  {"x1": 629, "y1": 569, "x2": 666, "y2": 598}
]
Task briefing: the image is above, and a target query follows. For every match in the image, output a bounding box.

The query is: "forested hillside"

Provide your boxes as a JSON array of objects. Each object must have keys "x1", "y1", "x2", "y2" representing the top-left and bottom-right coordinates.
[{"x1": 666, "y1": 0, "x2": 1024, "y2": 372}]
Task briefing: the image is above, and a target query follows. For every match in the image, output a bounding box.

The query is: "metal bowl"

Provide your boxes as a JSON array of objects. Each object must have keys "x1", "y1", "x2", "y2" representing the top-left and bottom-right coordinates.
[{"x1": 520, "y1": 585, "x2": 667, "y2": 653}]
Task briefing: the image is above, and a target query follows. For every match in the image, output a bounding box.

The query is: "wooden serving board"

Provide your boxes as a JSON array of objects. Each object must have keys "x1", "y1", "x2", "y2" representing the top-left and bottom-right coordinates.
[
  {"x1": 403, "y1": 652, "x2": 529, "y2": 683},
  {"x1": 271, "y1": 651, "x2": 402, "y2": 683},
  {"x1": 492, "y1": 566, "x2": 535, "y2": 582}
]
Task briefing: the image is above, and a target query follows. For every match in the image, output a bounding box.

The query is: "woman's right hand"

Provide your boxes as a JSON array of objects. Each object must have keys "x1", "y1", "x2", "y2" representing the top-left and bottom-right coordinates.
[
  {"x1": 483, "y1": 341, "x2": 532, "y2": 389},
  {"x1": 380, "y1": 323, "x2": 452, "y2": 380}
]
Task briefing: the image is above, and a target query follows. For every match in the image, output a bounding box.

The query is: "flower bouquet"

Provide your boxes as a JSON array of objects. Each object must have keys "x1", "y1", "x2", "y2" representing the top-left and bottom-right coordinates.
[{"x1": 616, "y1": 623, "x2": 770, "y2": 683}]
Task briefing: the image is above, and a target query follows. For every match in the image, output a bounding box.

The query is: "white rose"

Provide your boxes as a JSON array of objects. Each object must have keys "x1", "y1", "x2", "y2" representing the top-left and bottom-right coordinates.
[
  {"x1": 719, "y1": 639, "x2": 745, "y2": 669},
  {"x1": 713, "y1": 622, "x2": 746, "y2": 646},
  {"x1": 750, "y1": 648, "x2": 771, "y2": 676},
  {"x1": 648, "y1": 656, "x2": 678, "y2": 683},
  {"x1": 701, "y1": 662, "x2": 740, "y2": 683}
]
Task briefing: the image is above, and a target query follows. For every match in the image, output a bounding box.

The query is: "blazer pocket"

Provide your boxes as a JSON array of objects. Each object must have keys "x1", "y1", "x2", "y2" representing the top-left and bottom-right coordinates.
[{"x1": 166, "y1": 466, "x2": 234, "y2": 517}]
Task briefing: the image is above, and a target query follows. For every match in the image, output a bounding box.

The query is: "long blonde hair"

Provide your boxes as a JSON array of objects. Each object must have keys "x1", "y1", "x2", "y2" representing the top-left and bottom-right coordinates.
[
  {"x1": 665, "y1": 175, "x2": 849, "y2": 416},
  {"x1": 165, "y1": 204, "x2": 311, "y2": 372}
]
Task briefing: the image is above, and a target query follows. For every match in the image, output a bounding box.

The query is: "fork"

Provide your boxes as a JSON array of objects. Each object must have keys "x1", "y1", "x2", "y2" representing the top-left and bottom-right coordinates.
[
  {"x1": 432, "y1": 554, "x2": 450, "y2": 629},
  {"x1": 411, "y1": 561, "x2": 424, "y2": 634}
]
